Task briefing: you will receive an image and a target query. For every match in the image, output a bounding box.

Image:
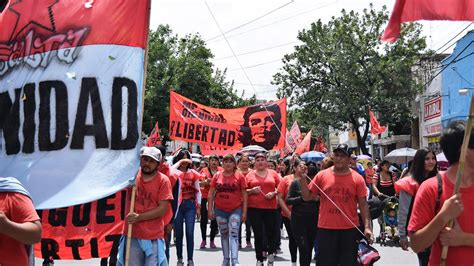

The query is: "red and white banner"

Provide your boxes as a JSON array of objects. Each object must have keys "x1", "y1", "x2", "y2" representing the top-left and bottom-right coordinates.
[
  {"x1": 283, "y1": 121, "x2": 302, "y2": 154},
  {"x1": 35, "y1": 190, "x2": 127, "y2": 261},
  {"x1": 382, "y1": 0, "x2": 474, "y2": 42},
  {"x1": 294, "y1": 129, "x2": 312, "y2": 155},
  {"x1": 0, "y1": 0, "x2": 150, "y2": 209}
]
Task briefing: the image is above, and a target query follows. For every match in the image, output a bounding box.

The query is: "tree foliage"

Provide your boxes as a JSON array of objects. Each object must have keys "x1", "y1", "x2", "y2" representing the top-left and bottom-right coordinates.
[
  {"x1": 273, "y1": 5, "x2": 427, "y2": 154},
  {"x1": 143, "y1": 25, "x2": 256, "y2": 140}
]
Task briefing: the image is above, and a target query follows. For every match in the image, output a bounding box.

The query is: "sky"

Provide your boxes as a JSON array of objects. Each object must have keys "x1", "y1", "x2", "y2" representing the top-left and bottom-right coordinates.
[{"x1": 150, "y1": 0, "x2": 474, "y2": 100}]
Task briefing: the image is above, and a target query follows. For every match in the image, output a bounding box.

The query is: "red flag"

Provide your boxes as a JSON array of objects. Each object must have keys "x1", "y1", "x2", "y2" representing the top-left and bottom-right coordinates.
[
  {"x1": 382, "y1": 0, "x2": 474, "y2": 42},
  {"x1": 146, "y1": 122, "x2": 162, "y2": 146},
  {"x1": 294, "y1": 129, "x2": 312, "y2": 155},
  {"x1": 370, "y1": 111, "x2": 386, "y2": 135}
]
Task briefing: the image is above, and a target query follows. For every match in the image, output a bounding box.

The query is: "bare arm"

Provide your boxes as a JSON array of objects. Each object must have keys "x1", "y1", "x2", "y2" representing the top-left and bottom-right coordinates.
[
  {"x1": 410, "y1": 194, "x2": 463, "y2": 253},
  {"x1": 278, "y1": 193, "x2": 291, "y2": 217},
  {"x1": 242, "y1": 189, "x2": 248, "y2": 222},
  {"x1": 127, "y1": 200, "x2": 169, "y2": 224},
  {"x1": 208, "y1": 187, "x2": 215, "y2": 219},
  {"x1": 0, "y1": 213, "x2": 41, "y2": 244}
]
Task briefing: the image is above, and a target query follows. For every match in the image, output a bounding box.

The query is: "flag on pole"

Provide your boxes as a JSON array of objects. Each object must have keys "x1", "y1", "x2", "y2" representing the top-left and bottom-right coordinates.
[
  {"x1": 370, "y1": 111, "x2": 386, "y2": 135},
  {"x1": 146, "y1": 121, "x2": 162, "y2": 146},
  {"x1": 294, "y1": 129, "x2": 312, "y2": 155},
  {"x1": 382, "y1": 0, "x2": 474, "y2": 42},
  {"x1": 283, "y1": 121, "x2": 302, "y2": 154}
]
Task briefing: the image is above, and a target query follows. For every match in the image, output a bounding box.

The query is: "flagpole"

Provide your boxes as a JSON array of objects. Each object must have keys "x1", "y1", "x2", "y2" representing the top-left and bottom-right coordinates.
[
  {"x1": 125, "y1": 0, "x2": 152, "y2": 265},
  {"x1": 439, "y1": 95, "x2": 474, "y2": 266}
]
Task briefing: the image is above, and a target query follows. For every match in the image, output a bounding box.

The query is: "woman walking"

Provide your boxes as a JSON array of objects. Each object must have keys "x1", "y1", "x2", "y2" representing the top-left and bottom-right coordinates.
[
  {"x1": 173, "y1": 149, "x2": 202, "y2": 266},
  {"x1": 246, "y1": 153, "x2": 280, "y2": 266},
  {"x1": 277, "y1": 159, "x2": 299, "y2": 266},
  {"x1": 373, "y1": 160, "x2": 398, "y2": 198},
  {"x1": 208, "y1": 154, "x2": 248, "y2": 266},
  {"x1": 237, "y1": 155, "x2": 253, "y2": 248},
  {"x1": 199, "y1": 154, "x2": 222, "y2": 249},
  {"x1": 395, "y1": 148, "x2": 437, "y2": 266},
  {"x1": 286, "y1": 160, "x2": 320, "y2": 266}
]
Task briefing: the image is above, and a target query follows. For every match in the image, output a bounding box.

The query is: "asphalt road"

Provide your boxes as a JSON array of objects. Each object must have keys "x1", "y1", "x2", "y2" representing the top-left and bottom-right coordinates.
[{"x1": 35, "y1": 221, "x2": 419, "y2": 265}]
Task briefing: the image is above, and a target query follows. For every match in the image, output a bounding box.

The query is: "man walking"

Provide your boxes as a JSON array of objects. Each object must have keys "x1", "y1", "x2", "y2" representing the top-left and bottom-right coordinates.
[
  {"x1": 300, "y1": 144, "x2": 373, "y2": 265},
  {"x1": 118, "y1": 146, "x2": 173, "y2": 266},
  {"x1": 409, "y1": 121, "x2": 474, "y2": 265}
]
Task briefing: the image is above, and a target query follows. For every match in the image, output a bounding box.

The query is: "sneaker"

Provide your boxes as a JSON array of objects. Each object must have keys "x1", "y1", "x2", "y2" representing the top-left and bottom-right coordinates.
[
  {"x1": 177, "y1": 259, "x2": 184, "y2": 266},
  {"x1": 210, "y1": 241, "x2": 217, "y2": 248},
  {"x1": 187, "y1": 260, "x2": 194, "y2": 266},
  {"x1": 200, "y1": 240, "x2": 206, "y2": 249},
  {"x1": 267, "y1": 254, "x2": 275, "y2": 266},
  {"x1": 221, "y1": 259, "x2": 230, "y2": 266},
  {"x1": 246, "y1": 241, "x2": 253, "y2": 248},
  {"x1": 256, "y1": 261, "x2": 264, "y2": 266}
]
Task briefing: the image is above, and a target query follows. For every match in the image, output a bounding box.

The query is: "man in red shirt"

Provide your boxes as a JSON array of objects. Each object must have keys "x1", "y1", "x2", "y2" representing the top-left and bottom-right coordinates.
[
  {"x1": 409, "y1": 121, "x2": 474, "y2": 265},
  {"x1": 118, "y1": 146, "x2": 173, "y2": 266},
  {"x1": 300, "y1": 144, "x2": 373, "y2": 265},
  {"x1": 0, "y1": 176, "x2": 42, "y2": 266}
]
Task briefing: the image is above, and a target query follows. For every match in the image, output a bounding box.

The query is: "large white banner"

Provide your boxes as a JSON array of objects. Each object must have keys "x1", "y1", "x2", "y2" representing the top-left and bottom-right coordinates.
[{"x1": 0, "y1": 0, "x2": 150, "y2": 209}]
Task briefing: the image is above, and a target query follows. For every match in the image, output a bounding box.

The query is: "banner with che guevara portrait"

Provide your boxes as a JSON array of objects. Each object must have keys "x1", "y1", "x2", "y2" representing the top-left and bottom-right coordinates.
[{"x1": 169, "y1": 91, "x2": 287, "y2": 151}]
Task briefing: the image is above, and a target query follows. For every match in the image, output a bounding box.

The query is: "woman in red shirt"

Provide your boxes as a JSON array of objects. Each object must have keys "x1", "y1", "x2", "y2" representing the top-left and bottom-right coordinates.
[
  {"x1": 246, "y1": 153, "x2": 280, "y2": 266},
  {"x1": 199, "y1": 154, "x2": 222, "y2": 249},
  {"x1": 237, "y1": 155, "x2": 253, "y2": 248},
  {"x1": 172, "y1": 149, "x2": 202, "y2": 266},
  {"x1": 208, "y1": 154, "x2": 248, "y2": 266}
]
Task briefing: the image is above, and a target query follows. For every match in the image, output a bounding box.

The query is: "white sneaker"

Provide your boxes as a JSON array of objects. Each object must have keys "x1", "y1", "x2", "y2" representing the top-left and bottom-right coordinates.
[
  {"x1": 256, "y1": 261, "x2": 264, "y2": 266},
  {"x1": 267, "y1": 254, "x2": 275, "y2": 266}
]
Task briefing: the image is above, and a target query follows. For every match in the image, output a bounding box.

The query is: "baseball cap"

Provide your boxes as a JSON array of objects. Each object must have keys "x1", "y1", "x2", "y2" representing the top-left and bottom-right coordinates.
[
  {"x1": 333, "y1": 144, "x2": 350, "y2": 156},
  {"x1": 140, "y1": 146, "x2": 162, "y2": 162}
]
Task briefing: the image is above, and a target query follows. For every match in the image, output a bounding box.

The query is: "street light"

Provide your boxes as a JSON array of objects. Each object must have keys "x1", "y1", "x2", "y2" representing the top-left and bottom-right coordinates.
[{"x1": 459, "y1": 88, "x2": 472, "y2": 96}]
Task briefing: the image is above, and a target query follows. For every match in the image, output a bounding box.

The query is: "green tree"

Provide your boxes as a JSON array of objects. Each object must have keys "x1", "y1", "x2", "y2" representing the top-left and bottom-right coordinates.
[
  {"x1": 143, "y1": 25, "x2": 255, "y2": 140},
  {"x1": 273, "y1": 5, "x2": 427, "y2": 154}
]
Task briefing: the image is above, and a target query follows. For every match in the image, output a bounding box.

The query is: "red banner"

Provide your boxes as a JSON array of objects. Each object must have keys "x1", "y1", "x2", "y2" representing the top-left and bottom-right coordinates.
[
  {"x1": 169, "y1": 91, "x2": 287, "y2": 150},
  {"x1": 294, "y1": 129, "x2": 312, "y2": 155},
  {"x1": 370, "y1": 110, "x2": 386, "y2": 135},
  {"x1": 35, "y1": 190, "x2": 127, "y2": 262}
]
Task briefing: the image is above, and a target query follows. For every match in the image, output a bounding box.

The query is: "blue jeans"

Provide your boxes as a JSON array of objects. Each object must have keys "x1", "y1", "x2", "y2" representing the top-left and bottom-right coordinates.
[
  {"x1": 174, "y1": 200, "x2": 196, "y2": 261},
  {"x1": 215, "y1": 208, "x2": 242, "y2": 266}
]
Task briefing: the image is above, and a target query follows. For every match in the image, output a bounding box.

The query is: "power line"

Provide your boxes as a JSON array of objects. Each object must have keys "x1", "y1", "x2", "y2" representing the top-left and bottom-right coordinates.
[
  {"x1": 432, "y1": 22, "x2": 473, "y2": 55},
  {"x1": 206, "y1": 0, "x2": 338, "y2": 43},
  {"x1": 205, "y1": 0, "x2": 294, "y2": 42},
  {"x1": 214, "y1": 41, "x2": 297, "y2": 60},
  {"x1": 228, "y1": 59, "x2": 282, "y2": 71},
  {"x1": 204, "y1": 0, "x2": 297, "y2": 145}
]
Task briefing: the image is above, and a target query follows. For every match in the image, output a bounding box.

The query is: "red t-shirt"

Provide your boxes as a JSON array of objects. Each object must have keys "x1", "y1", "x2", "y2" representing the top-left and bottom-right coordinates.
[
  {"x1": 309, "y1": 168, "x2": 367, "y2": 229},
  {"x1": 277, "y1": 174, "x2": 295, "y2": 218},
  {"x1": 123, "y1": 171, "x2": 173, "y2": 240},
  {"x1": 365, "y1": 168, "x2": 375, "y2": 184},
  {"x1": 210, "y1": 171, "x2": 247, "y2": 212},
  {"x1": 394, "y1": 176, "x2": 420, "y2": 197},
  {"x1": 0, "y1": 192, "x2": 40, "y2": 266},
  {"x1": 408, "y1": 172, "x2": 474, "y2": 265},
  {"x1": 180, "y1": 169, "x2": 201, "y2": 200},
  {"x1": 246, "y1": 169, "x2": 281, "y2": 209},
  {"x1": 200, "y1": 167, "x2": 223, "y2": 199},
  {"x1": 159, "y1": 162, "x2": 180, "y2": 225}
]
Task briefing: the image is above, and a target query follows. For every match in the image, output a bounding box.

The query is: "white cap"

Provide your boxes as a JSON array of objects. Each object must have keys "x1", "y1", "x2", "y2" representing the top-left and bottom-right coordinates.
[{"x1": 140, "y1": 146, "x2": 162, "y2": 163}]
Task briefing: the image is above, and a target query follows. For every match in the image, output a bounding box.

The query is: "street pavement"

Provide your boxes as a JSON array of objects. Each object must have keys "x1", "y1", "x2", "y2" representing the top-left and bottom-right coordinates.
[{"x1": 35, "y1": 221, "x2": 419, "y2": 265}]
